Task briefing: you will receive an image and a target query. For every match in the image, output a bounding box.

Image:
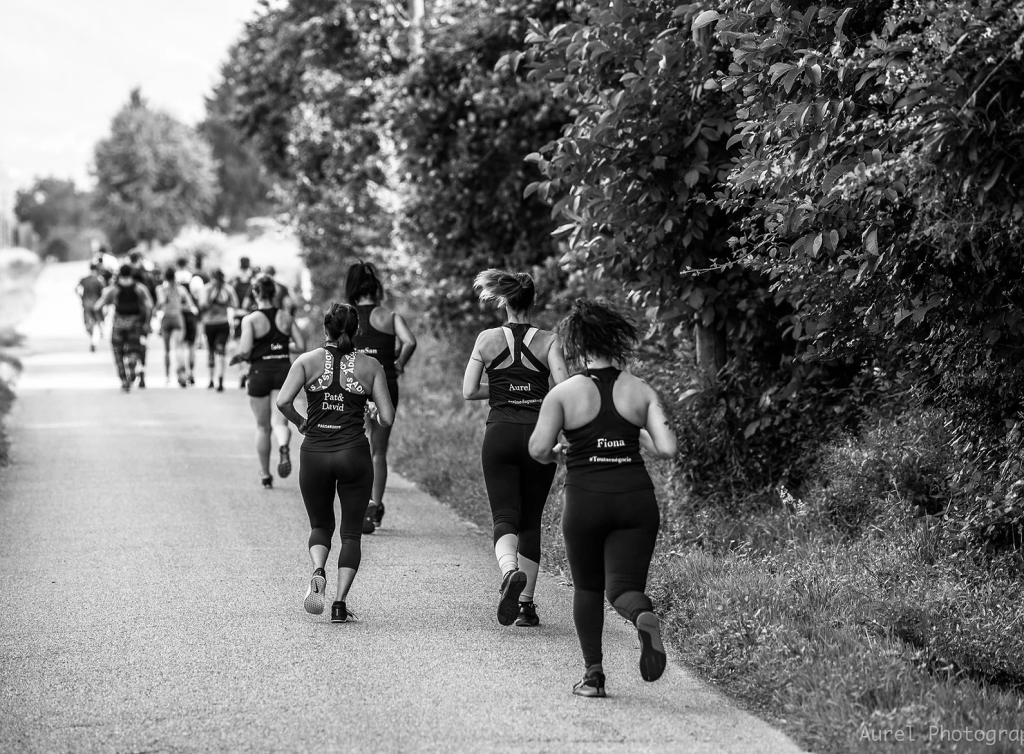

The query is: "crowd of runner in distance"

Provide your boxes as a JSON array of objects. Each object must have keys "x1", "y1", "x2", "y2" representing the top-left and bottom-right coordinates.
[
  {"x1": 81, "y1": 253, "x2": 680, "y2": 699},
  {"x1": 80, "y1": 250, "x2": 294, "y2": 393}
]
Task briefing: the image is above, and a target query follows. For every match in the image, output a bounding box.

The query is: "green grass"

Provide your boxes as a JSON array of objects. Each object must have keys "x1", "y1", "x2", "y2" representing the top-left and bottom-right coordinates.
[{"x1": 389, "y1": 330, "x2": 1024, "y2": 753}]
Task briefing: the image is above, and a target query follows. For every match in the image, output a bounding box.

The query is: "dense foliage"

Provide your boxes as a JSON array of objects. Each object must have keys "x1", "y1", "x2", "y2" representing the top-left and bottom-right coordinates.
[
  {"x1": 13, "y1": 177, "x2": 97, "y2": 261},
  {"x1": 92, "y1": 89, "x2": 217, "y2": 255}
]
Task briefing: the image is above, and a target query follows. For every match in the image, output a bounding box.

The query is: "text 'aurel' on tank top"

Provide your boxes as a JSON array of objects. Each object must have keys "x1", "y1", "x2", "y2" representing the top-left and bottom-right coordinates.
[
  {"x1": 302, "y1": 345, "x2": 370, "y2": 453},
  {"x1": 485, "y1": 323, "x2": 550, "y2": 425},
  {"x1": 250, "y1": 307, "x2": 291, "y2": 369},
  {"x1": 353, "y1": 304, "x2": 397, "y2": 378},
  {"x1": 564, "y1": 367, "x2": 652, "y2": 492}
]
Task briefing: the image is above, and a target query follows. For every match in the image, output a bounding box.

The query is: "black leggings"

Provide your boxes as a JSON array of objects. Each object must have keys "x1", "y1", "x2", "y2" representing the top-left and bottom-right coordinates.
[
  {"x1": 480, "y1": 422, "x2": 556, "y2": 562},
  {"x1": 299, "y1": 445, "x2": 373, "y2": 570},
  {"x1": 111, "y1": 325, "x2": 143, "y2": 383},
  {"x1": 562, "y1": 485, "x2": 659, "y2": 667}
]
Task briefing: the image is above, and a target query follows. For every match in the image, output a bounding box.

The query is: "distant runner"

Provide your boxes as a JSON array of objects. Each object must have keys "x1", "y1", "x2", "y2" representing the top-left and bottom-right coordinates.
[
  {"x1": 232, "y1": 275, "x2": 305, "y2": 488},
  {"x1": 93, "y1": 264, "x2": 153, "y2": 392},
  {"x1": 199, "y1": 269, "x2": 239, "y2": 391},
  {"x1": 346, "y1": 262, "x2": 417, "y2": 532},
  {"x1": 155, "y1": 267, "x2": 196, "y2": 387},
  {"x1": 76, "y1": 263, "x2": 106, "y2": 351},
  {"x1": 529, "y1": 299, "x2": 677, "y2": 698},
  {"x1": 276, "y1": 303, "x2": 395, "y2": 623},
  {"x1": 462, "y1": 270, "x2": 568, "y2": 627}
]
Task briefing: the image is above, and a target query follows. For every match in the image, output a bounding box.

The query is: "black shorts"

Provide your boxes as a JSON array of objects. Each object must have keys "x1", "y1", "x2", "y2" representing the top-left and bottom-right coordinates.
[
  {"x1": 247, "y1": 365, "x2": 288, "y2": 397},
  {"x1": 183, "y1": 311, "x2": 198, "y2": 344},
  {"x1": 83, "y1": 306, "x2": 101, "y2": 330},
  {"x1": 205, "y1": 323, "x2": 231, "y2": 356}
]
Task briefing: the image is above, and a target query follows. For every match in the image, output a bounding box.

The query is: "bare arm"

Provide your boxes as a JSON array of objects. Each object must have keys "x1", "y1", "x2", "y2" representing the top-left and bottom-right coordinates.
[
  {"x1": 529, "y1": 389, "x2": 566, "y2": 464},
  {"x1": 276, "y1": 358, "x2": 309, "y2": 431},
  {"x1": 462, "y1": 332, "x2": 489, "y2": 400},
  {"x1": 232, "y1": 316, "x2": 255, "y2": 362},
  {"x1": 547, "y1": 334, "x2": 569, "y2": 385},
  {"x1": 640, "y1": 390, "x2": 677, "y2": 459},
  {"x1": 393, "y1": 313, "x2": 417, "y2": 373},
  {"x1": 289, "y1": 317, "x2": 306, "y2": 355},
  {"x1": 92, "y1": 287, "x2": 114, "y2": 312},
  {"x1": 369, "y1": 360, "x2": 395, "y2": 427}
]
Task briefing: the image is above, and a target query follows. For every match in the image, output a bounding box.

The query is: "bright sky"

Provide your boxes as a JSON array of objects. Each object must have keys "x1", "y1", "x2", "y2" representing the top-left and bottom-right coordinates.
[{"x1": 0, "y1": 0, "x2": 263, "y2": 198}]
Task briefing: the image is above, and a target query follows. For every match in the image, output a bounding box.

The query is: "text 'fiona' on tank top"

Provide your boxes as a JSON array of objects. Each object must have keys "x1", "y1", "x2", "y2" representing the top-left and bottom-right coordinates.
[
  {"x1": 353, "y1": 304, "x2": 397, "y2": 377},
  {"x1": 485, "y1": 323, "x2": 550, "y2": 425},
  {"x1": 250, "y1": 308, "x2": 291, "y2": 368},
  {"x1": 564, "y1": 367, "x2": 652, "y2": 492},
  {"x1": 302, "y1": 345, "x2": 370, "y2": 452}
]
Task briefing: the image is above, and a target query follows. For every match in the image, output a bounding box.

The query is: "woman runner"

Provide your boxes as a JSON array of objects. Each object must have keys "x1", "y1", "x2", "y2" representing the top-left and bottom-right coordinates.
[
  {"x1": 463, "y1": 270, "x2": 568, "y2": 627},
  {"x1": 276, "y1": 303, "x2": 395, "y2": 623},
  {"x1": 232, "y1": 275, "x2": 305, "y2": 488},
  {"x1": 93, "y1": 264, "x2": 153, "y2": 391},
  {"x1": 346, "y1": 262, "x2": 417, "y2": 533},
  {"x1": 199, "y1": 269, "x2": 240, "y2": 391},
  {"x1": 529, "y1": 299, "x2": 677, "y2": 697},
  {"x1": 154, "y1": 267, "x2": 196, "y2": 387}
]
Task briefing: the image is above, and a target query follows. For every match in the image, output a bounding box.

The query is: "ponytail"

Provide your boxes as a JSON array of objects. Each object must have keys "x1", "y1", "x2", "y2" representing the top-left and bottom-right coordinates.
[
  {"x1": 473, "y1": 269, "x2": 535, "y2": 312},
  {"x1": 323, "y1": 302, "x2": 360, "y2": 355},
  {"x1": 252, "y1": 274, "x2": 276, "y2": 303},
  {"x1": 558, "y1": 298, "x2": 638, "y2": 367},
  {"x1": 345, "y1": 261, "x2": 384, "y2": 305}
]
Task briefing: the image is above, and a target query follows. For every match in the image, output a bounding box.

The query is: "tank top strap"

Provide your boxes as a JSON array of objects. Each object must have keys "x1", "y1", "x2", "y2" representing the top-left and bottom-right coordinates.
[
  {"x1": 588, "y1": 367, "x2": 620, "y2": 417},
  {"x1": 262, "y1": 307, "x2": 280, "y2": 334},
  {"x1": 338, "y1": 350, "x2": 365, "y2": 395}
]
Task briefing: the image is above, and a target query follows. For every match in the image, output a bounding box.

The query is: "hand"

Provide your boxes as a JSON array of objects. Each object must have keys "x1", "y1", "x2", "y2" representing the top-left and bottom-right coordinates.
[
  {"x1": 297, "y1": 419, "x2": 308, "y2": 435},
  {"x1": 394, "y1": 362, "x2": 405, "y2": 376},
  {"x1": 365, "y1": 402, "x2": 379, "y2": 421},
  {"x1": 229, "y1": 354, "x2": 246, "y2": 366}
]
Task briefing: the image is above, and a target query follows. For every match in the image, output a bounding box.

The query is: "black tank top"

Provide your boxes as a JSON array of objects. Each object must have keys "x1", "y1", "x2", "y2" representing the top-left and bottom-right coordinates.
[
  {"x1": 485, "y1": 323, "x2": 550, "y2": 425},
  {"x1": 302, "y1": 346, "x2": 370, "y2": 452},
  {"x1": 353, "y1": 304, "x2": 397, "y2": 378},
  {"x1": 250, "y1": 308, "x2": 291, "y2": 369},
  {"x1": 114, "y1": 283, "x2": 141, "y2": 315},
  {"x1": 564, "y1": 367, "x2": 652, "y2": 492}
]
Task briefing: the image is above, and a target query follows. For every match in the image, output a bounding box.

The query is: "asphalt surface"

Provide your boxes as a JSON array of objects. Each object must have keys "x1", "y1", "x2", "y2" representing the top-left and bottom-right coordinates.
[{"x1": 0, "y1": 262, "x2": 805, "y2": 753}]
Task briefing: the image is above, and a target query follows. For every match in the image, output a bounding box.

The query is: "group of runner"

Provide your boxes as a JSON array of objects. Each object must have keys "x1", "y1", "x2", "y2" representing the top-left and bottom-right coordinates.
[
  {"x1": 81, "y1": 252, "x2": 295, "y2": 394},
  {"x1": 254, "y1": 261, "x2": 677, "y2": 698},
  {"x1": 85, "y1": 249, "x2": 678, "y2": 696}
]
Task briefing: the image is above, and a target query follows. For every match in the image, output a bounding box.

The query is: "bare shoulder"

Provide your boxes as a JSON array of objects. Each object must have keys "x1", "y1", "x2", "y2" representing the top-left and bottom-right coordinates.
[
  {"x1": 354, "y1": 351, "x2": 382, "y2": 370},
  {"x1": 619, "y1": 369, "x2": 657, "y2": 394},
  {"x1": 551, "y1": 373, "x2": 590, "y2": 396}
]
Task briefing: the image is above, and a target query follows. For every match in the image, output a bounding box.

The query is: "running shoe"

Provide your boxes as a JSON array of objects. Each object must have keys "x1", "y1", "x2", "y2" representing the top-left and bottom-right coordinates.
[
  {"x1": 240, "y1": 375, "x2": 247, "y2": 389},
  {"x1": 177, "y1": 367, "x2": 187, "y2": 387},
  {"x1": 261, "y1": 474, "x2": 273, "y2": 489},
  {"x1": 304, "y1": 567, "x2": 327, "y2": 615},
  {"x1": 572, "y1": 669, "x2": 606, "y2": 698},
  {"x1": 216, "y1": 378, "x2": 224, "y2": 393},
  {"x1": 515, "y1": 601, "x2": 540, "y2": 627},
  {"x1": 374, "y1": 501, "x2": 386, "y2": 526},
  {"x1": 331, "y1": 601, "x2": 356, "y2": 623},
  {"x1": 497, "y1": 569, "x2": 527, "y2": 626},
  {"x1": 636, "y1": 611, "x2": 667, "y2": 682},
  {"x1": 188, "y1": 373, "x2": 195, "y2": 386},
  {"x1": 90, "y1": 344, "x2": 95, "y2": 352},
  {"x1": 362, "y1": 503, "x2": 377, "y2": 534},
  {"x1": 137, "y1": 373, "x2": 146, "y2": 389},
  {"x1": 208, "y1": 380, "x2": 215, "y2": 389},
  {"x1": 278, "y1": 446, "x2": 292, "y2": 478},
  {"x1": 120, "y1": 380, "x2": 131, "y2": 393}
]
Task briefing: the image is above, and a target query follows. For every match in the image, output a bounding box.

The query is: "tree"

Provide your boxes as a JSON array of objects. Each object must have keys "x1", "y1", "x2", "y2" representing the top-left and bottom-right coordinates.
[
  {"x1": 14, "y1": 177, "x2": 89, "y2": 241},
  {"x1": 388, "y1": 0, "x2": 573, "y2": 322},
  {"x1": 92, "y1": 89, "x2": 218, "y2": 254},
  {"x1": 200, "y1": 78, "x2": 276, "y2": 231}
]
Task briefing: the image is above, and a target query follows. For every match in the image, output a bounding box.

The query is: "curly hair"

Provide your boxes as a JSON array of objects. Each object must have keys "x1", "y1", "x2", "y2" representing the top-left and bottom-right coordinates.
[{"x1": 558, "y1": 298, "x2": 639, "y2": 367}]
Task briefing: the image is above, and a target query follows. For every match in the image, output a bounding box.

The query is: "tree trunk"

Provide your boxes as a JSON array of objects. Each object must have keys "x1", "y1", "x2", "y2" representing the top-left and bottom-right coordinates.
[
  {"x1": 694, "y1": 322, "x2": 726, "y2": 383},
  {"x1": 408, "y1": 0, "x2": 425, "y2": 58}
]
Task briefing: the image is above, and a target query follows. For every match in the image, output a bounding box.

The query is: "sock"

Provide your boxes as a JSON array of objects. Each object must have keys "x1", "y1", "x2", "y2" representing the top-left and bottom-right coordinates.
[
  {"x1": 518, "y1": 555, "x2": 539, "y2": 602},
  {"x1": 494, "y1": 533, "x2": 519, "y2": 576},
  {"x1": 586, "y1": 663, "x2": 604, "y2": 676}
]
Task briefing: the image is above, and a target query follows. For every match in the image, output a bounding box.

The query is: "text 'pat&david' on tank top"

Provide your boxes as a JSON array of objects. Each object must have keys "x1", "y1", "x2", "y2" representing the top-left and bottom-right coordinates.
[
  {"x1": 302, "y1": 345, "x2": 369, "y2": 453},
  {"x1": 564, "y1": 367, "x2": 652, "y2": 492},
  {"x1": 250, "y1": 307, "x2": 291, "y2": 370},
  {"x1": 485, "y1": 323, "x2": 550, "y2": 425},
  {"x1": 354, "y1": 304, "x2": 397, "y2": 378}
]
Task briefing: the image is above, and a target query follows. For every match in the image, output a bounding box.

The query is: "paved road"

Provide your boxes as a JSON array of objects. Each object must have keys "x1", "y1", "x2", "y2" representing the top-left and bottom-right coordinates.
[{"x1": 0, "y1": 262, "x2": 804, "y2": 753}]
